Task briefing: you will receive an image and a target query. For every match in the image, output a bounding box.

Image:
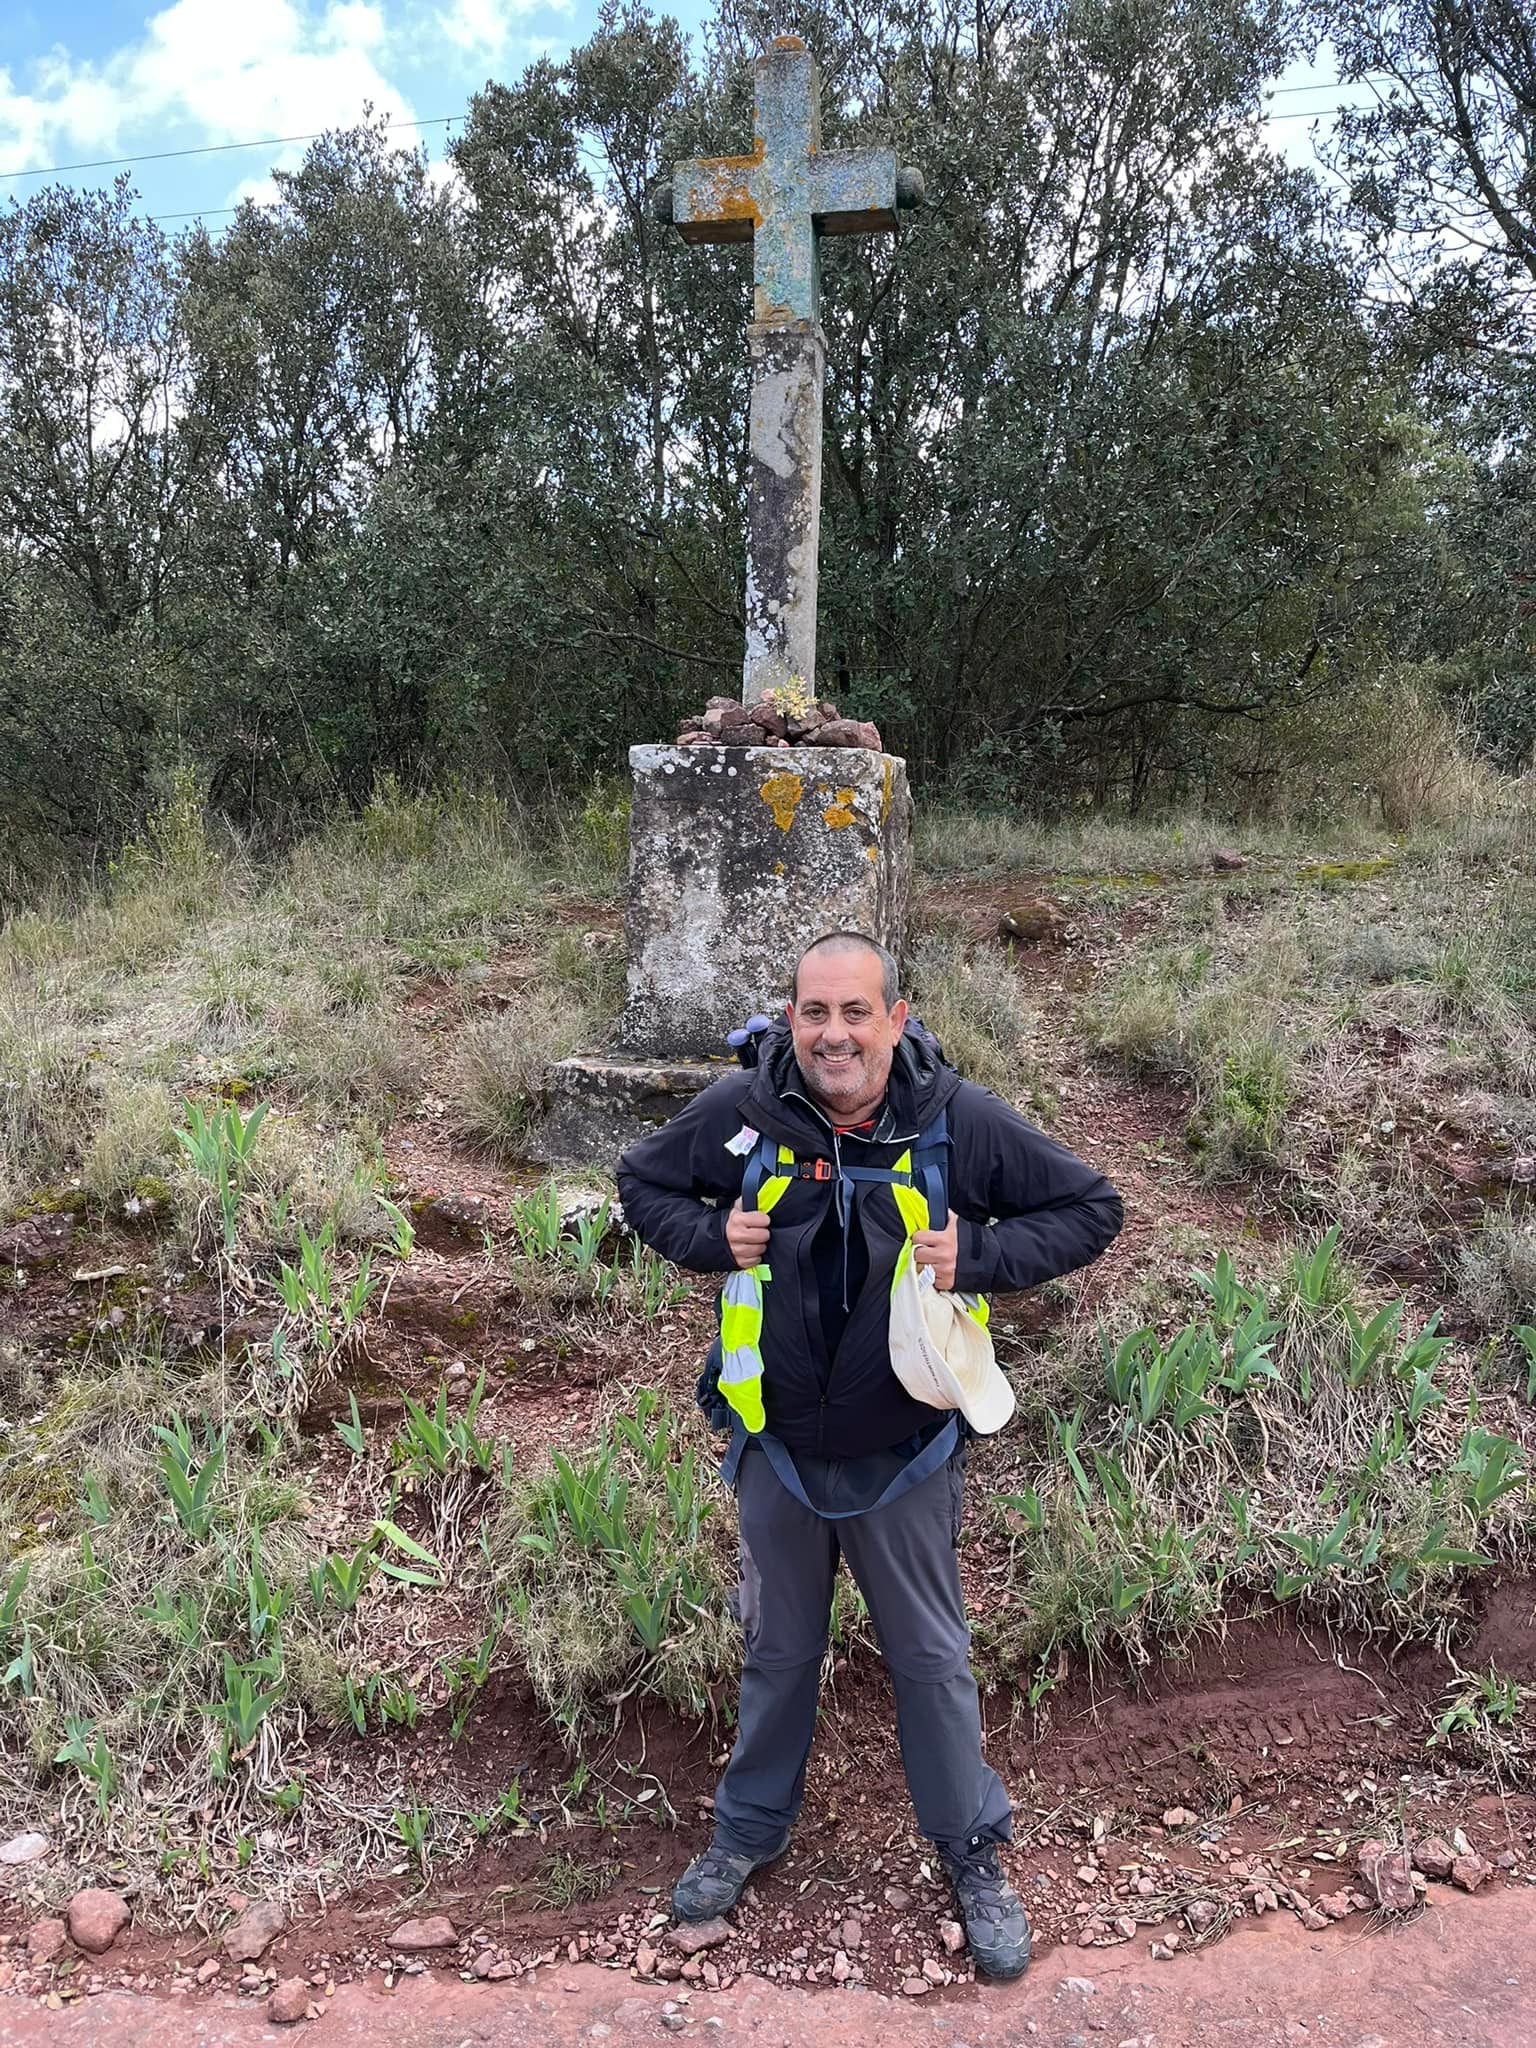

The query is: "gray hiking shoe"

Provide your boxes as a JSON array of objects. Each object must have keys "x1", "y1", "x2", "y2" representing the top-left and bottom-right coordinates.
[
  {"x1": 938, "y1": 1835, "x2": 1032, "y2": 1980},
  {"x1": 672, "y1": 1838, "x2": 785, "y2": 1922}
]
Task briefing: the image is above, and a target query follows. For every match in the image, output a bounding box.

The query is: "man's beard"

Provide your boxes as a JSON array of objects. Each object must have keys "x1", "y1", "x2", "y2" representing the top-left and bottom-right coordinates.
[{"x1": 796, "y1": 1042, "x2": 876, "y2": 1108}]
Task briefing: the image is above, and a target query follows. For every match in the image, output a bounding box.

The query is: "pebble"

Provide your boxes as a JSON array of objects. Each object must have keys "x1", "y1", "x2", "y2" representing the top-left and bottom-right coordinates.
[
  {"x1": 67, "y1": 1889, "x2": 130, "y2": 1956},
  {"x1": 0, "y1": 1833, "x2": 51, "y2": 1866},
  {"x1": 885, "y1": 1887, "x2": 912, "y2": 1911},
  {"x1": 900, "y1": 1976, "x2": 930, "y2": 1996},
  {"x1": 841, "y1": 1918, "x2": 863, "y2": 1949},
  {"x1": 938, "y1": 1918, "x2": 966, "y2": 1955},
  {"x1": 196, "y1": 1957, "x2": 222, "y2": 1984},
  {"x1": 225, "y1": 1901, "x2": 287, "y2": 1963},
  {"x1": 25, "y1": 1919, "x2": 67, "y2": 1967},
  {"x1": 266, "y1": 1977, "x2": 311, "y2": 2025},
  {"x1": 668, "y1": 1919, "x2": 731, "y2": 1957},
  {"x1": 388, "y1": 1916, "x2": 457, "y2": 1952}
]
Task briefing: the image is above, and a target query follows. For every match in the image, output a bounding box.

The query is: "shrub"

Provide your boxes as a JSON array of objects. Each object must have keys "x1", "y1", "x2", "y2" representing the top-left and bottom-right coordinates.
[
  {"x1": 906, "y1": 928, "x2": 1042, "y2": 1100},
  {"x1": 447, "y1": 997, "x2": 593, "y2": 1161},
  {"x1": 1457, "y1": 1212, "x2": 1536, "y2": 1329}
]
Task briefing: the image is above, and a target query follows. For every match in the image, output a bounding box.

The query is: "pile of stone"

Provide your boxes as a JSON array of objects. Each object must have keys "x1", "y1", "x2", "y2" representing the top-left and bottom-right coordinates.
[{"x1": 675, "y1": 695, "x2": 883, "y2": 751}]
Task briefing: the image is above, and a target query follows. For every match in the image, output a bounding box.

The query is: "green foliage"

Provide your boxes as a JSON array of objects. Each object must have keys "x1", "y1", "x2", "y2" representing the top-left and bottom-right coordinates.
[{"x1": 173, "y1": 1099, "x2": 267, "y2": 1251}]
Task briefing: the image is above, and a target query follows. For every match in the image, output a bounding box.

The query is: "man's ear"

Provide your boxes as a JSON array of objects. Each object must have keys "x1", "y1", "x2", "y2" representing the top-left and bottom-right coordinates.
[{"x1": 889, "y1": 997, "x2": 909, "y2": 1038}]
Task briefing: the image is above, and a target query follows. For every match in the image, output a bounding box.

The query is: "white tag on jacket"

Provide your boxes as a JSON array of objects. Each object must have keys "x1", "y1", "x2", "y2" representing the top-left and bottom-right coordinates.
[{"x1": 724, "y1": 1125, "x2": 759, "y2": 1158}]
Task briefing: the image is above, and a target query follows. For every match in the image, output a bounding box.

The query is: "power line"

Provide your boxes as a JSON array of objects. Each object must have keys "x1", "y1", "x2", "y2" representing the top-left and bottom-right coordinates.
[{"x1": 0, "y1": 115, "x2": 457, "y2": 183}]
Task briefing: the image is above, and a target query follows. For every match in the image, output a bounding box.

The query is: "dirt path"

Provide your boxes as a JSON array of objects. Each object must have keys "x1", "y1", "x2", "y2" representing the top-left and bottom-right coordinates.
[{"x1": 1, "y1": 1885, "x2": 1528, "y2": 2047}]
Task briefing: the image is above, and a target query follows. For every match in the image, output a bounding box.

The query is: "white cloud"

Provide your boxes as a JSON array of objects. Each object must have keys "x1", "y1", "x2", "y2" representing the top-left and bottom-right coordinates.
[
  {"x1": 0, "y1": 0, "x2": 419, "y2": 186},
  {"x1": 435, "y1": 0, "x2": 567, "y2": 63}
]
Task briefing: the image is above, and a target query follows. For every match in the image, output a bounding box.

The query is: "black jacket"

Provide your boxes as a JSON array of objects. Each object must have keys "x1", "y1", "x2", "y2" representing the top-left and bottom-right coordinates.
[{"x1": 617, "y1": 1021, "x2": 1123, "y2": 1459}]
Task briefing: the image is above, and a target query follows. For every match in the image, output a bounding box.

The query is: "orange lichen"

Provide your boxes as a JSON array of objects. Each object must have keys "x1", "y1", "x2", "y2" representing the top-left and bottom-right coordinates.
[
  {"x1": 822, "y1": 788, "x2": 858, "y2": 829},
  {"x1": 761, "y1": 772, "x2": 805, "y2": 832}
]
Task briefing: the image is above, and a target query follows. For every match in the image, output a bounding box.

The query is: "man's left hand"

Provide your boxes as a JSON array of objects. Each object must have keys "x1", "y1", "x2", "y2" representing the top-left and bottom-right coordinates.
[{"x1": 912, "y1": 1212, "x2": 959, "y2": 1290}]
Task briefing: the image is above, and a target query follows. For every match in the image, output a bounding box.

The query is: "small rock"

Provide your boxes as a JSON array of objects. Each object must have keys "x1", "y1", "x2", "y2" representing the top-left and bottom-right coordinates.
[
  {"x1": 1495, "y1": 1850, "x2": 1518, "y2": 1870},
  {"x1": 667, "y1": 1918, "x2": 731, "y2": 1956},
  {"x1": 1113, "y1": 1916, "x2": 1138, "y2": 1942},
  {"x1": 67, "y1": 1889, "x2": 130, "y2": 1956},
  {"x1": 900, "y1": 1976, "x2": 930, "y2": 1997},
  {"x1": 224, "y1": 1901, "x2": 287, "y2": 1963},
  {"x1": 0, "y1": 1832, "x2": 51, "y2": 1866},
  {"x1": 1317, "y1": 1891, "x2": 1354, "y2": 1921},
  {"x1": 1356, "y1": 1840, "x2": 1416, "y2": 1914},
  {"x1": 196, "y1": 1957, "x2": 222, "y2": 1983},
  {"x1": 1150, "y1": 1941, "x2": 1178, "y2": 1962},
  {"x1": 1412, "y1": 1836, "x2": 1456, "y2": 1882},
  {"x1": 937, "y1": 1918, "x2": 966, "y2": 1956},
  {"x1": 660, "y1": 2015, "x2": 687, "y2": 2033},
  {"x1": 811, "y1": 718, "x2": 872, "y2": 749},
  {"x1": 999, "y1": 901, "x2": 1069, "y2": 947},
  {"x1": 832, "y1": 1950, "x2": 851, "y2": 1983},
  {"x1": 840, "y1": 1917, "x2": 862, "y2": 1949},
  {"x1": 592, "y1": 1940, "x2": 618, "y2": 1961},
  {"x1": 1451, "y1": 1853, "x2": 1492, "y2": 1892},
  {"x1": 1059, "y1": 1977, "x2": 1098, "y2": 1995},
  {"x1": 25, "y1": 1919, "x2": 67, "y2": 1967},
  {"x1": 472, "y1": 1951, "x2": 499, "y2": 1979},
  {"x1": 884, "y1": 1886, "x2": 911, "y2": 1911},
  {"x1": 1297, "y1": 1906, "x2": 1328, "y2": 1932},
  {"x1": 388, "y1": 1916, "x2": 457, "y2": 1952},
  {"x1": 1160, "y1": 1808, "x2": 1195, "y2": 1830},
  {"x1": 1184, "y1": 1900, "x2": 1219, "y2": 1935},
  {"x1": 1211, "y1": 849, "x2": 1246, "y2": 873},
  {"x1": 921, "y1": 1957, "x2": 946, "y2": 1985},
  {"x1": 634, "y1": 1943, "x2": 658, "y2": 1979},
  {"x1": 0, "y1": 1215, "x2": 74, "y2": 1270},
  {"x1": 267, "y1": 1978, "x2": 311, "y2": 2025},
  {"x1": 486, "y1": 1961, "x2": 515, "y2": 1981}
]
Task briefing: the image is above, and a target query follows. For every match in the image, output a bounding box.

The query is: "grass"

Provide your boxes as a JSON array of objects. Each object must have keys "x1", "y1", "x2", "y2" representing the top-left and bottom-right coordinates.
[
  {"x1": 973, "y1": 1232, "x2": 1534, "y2": 1685},
  {"x1": 906, "y1": 921, "x2": 1048, "y2": 1103},
  {"x1": 4, "y1": 783, "x2": 1536, "y2": 1928}
]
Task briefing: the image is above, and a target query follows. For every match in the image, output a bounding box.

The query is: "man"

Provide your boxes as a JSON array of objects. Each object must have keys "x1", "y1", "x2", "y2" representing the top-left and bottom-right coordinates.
[{"x1": 617, "y1": 932, "x2": 1121, "y2": 1979}]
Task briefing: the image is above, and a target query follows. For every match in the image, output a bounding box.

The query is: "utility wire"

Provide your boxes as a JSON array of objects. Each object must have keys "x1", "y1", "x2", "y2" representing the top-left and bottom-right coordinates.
[{"x1": 0, "y1": 114, "x2": 456, "y2": 183}]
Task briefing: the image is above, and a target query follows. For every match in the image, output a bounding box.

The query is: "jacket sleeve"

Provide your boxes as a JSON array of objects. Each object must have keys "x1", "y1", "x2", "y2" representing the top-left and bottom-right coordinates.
[
  {"x1": 947, "y1": 1082, "x2": 1123, "y2": 1294},
  {"x1": 616, "y1": 1077, "x2": 750, "y2": 1274}
]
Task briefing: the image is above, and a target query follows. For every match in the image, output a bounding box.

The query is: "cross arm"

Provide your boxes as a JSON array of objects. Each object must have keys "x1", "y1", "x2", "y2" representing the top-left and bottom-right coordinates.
[
  {"x1": 810, "y1": 144, "x2": 899, "y2": 236},
  {"x1": 666, "y1": 152, "x2": 764, "y2": 246}
]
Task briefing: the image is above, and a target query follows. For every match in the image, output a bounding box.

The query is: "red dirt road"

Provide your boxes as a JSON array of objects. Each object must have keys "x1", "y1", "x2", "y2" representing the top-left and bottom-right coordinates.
[{"x1": 2, "y1": 1886, "x2": 1528, "y2": 2048}]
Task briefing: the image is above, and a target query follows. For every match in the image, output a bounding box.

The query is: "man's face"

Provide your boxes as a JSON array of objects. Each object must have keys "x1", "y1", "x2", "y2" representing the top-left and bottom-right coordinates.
[{"x1": 788, "y1": 947, "x2": 908, "y2": 1118}]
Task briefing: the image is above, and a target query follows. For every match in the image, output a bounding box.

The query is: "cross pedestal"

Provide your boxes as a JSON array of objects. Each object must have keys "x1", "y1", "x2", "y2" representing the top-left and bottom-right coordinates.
[{"x1": 532, "y1": 43, "x2": 922, "y2": 1163}]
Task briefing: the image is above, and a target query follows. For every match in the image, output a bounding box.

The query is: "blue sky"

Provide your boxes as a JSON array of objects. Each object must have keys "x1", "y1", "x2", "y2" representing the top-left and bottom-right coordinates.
[{"x1": 0, "y1": 2, "x2": 1364, "y2": 232}]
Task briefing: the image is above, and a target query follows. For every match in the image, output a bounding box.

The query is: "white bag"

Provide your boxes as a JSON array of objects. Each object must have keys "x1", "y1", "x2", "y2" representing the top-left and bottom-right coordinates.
[{"x1": 887, "y1": 1257, "x2": 1016, "y2": 1435}]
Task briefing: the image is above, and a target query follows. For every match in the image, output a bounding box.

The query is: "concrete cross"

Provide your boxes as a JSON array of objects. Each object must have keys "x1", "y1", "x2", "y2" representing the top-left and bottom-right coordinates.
[{"x1": 656, "y1": 38, "x2": 922, "y2": 705}]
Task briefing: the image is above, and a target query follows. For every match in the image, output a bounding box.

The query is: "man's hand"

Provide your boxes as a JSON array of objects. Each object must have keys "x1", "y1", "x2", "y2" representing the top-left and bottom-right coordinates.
[
  {"x1": 912, "y1": 1212, "x2": 960, "y2": 1290},
  {"x1": 725, "y1": 1199, "x2": 772, "y2": 1270}
]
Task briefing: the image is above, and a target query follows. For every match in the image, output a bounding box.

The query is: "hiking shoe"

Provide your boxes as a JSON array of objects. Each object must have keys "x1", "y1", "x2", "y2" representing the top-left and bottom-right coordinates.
[
  {"x1": 672, "y1": 1838, "x2": 786, "y2": 1922},
  {"x1": 939, "y1": 1834, "x2": 1032, "y2": 1980}
]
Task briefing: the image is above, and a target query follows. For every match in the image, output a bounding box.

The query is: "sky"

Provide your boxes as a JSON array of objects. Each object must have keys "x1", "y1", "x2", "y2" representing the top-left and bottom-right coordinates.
[{"x1": 0, "y1": 0, "x2": 1374, "y2": 232}]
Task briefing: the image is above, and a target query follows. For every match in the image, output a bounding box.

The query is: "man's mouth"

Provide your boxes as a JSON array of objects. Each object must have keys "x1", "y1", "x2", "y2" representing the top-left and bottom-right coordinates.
[{"x1": 815, "y1": 1047, "x2": 858, "y2": 1066}]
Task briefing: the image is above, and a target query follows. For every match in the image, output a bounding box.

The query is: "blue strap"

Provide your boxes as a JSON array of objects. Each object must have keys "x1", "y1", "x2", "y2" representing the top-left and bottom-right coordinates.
[
  {"x1": 719, "y1": 1414, "x2": 959, "y2": 1519},
  {"x1": 740, "y1": 1129, "x2": 776, "y2": 1214}
]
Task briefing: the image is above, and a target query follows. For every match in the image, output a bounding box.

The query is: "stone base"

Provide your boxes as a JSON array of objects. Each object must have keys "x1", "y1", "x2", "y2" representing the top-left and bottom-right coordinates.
[
  {"x1": 618, "y1": 742, "x2": 912, "y2": 1060},
  {"x1": 529, "y1": 1053, "x2": 730, "y2": 1165}
]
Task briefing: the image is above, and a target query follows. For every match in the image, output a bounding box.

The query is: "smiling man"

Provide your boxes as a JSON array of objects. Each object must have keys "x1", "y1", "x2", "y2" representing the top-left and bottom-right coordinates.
[{"x1": 616, "y1": 932, "x2": 1121, "y2": 1979}]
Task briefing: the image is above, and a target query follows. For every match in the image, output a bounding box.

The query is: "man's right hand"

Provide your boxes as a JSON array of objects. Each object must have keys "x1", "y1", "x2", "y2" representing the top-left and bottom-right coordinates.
[{"x1": 725, "y1": 1200, "x2": 772, "y2": 1270}]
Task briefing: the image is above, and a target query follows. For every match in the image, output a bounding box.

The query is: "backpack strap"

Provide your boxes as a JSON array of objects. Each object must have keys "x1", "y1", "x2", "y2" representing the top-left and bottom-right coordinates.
[{"x1": 720, "y1": 1413, "x2": 960, "y2": 1518}]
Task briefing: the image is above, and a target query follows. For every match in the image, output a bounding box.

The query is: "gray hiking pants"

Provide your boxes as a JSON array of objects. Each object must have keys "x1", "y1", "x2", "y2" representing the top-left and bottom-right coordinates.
[{"x1": 711, "y1": 1438, "x2": 1013, "y2": 1858}]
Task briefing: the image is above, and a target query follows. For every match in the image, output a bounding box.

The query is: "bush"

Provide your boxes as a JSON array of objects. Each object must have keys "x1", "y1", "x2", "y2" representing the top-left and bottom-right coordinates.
[{"x1": 906, "y1": 927, "x2": 1042, "y2": 1100}]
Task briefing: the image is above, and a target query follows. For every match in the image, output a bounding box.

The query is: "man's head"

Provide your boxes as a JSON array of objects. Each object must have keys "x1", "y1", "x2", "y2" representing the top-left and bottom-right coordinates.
[{"x1": 787, "y1": 933, "x2": 908, "y2": 1121}]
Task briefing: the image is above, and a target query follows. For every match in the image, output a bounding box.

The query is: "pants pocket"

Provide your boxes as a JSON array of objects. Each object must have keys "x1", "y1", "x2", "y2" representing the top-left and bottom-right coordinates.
[{"x1": 946, "y1": 1454, "x2": 965, "y2": 1546}]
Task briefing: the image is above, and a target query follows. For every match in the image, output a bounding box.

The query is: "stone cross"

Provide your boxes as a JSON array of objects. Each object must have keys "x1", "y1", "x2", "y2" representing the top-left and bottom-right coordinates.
[{"x1": 656, "y1": 37, "x2": 922, "y2": 705}]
